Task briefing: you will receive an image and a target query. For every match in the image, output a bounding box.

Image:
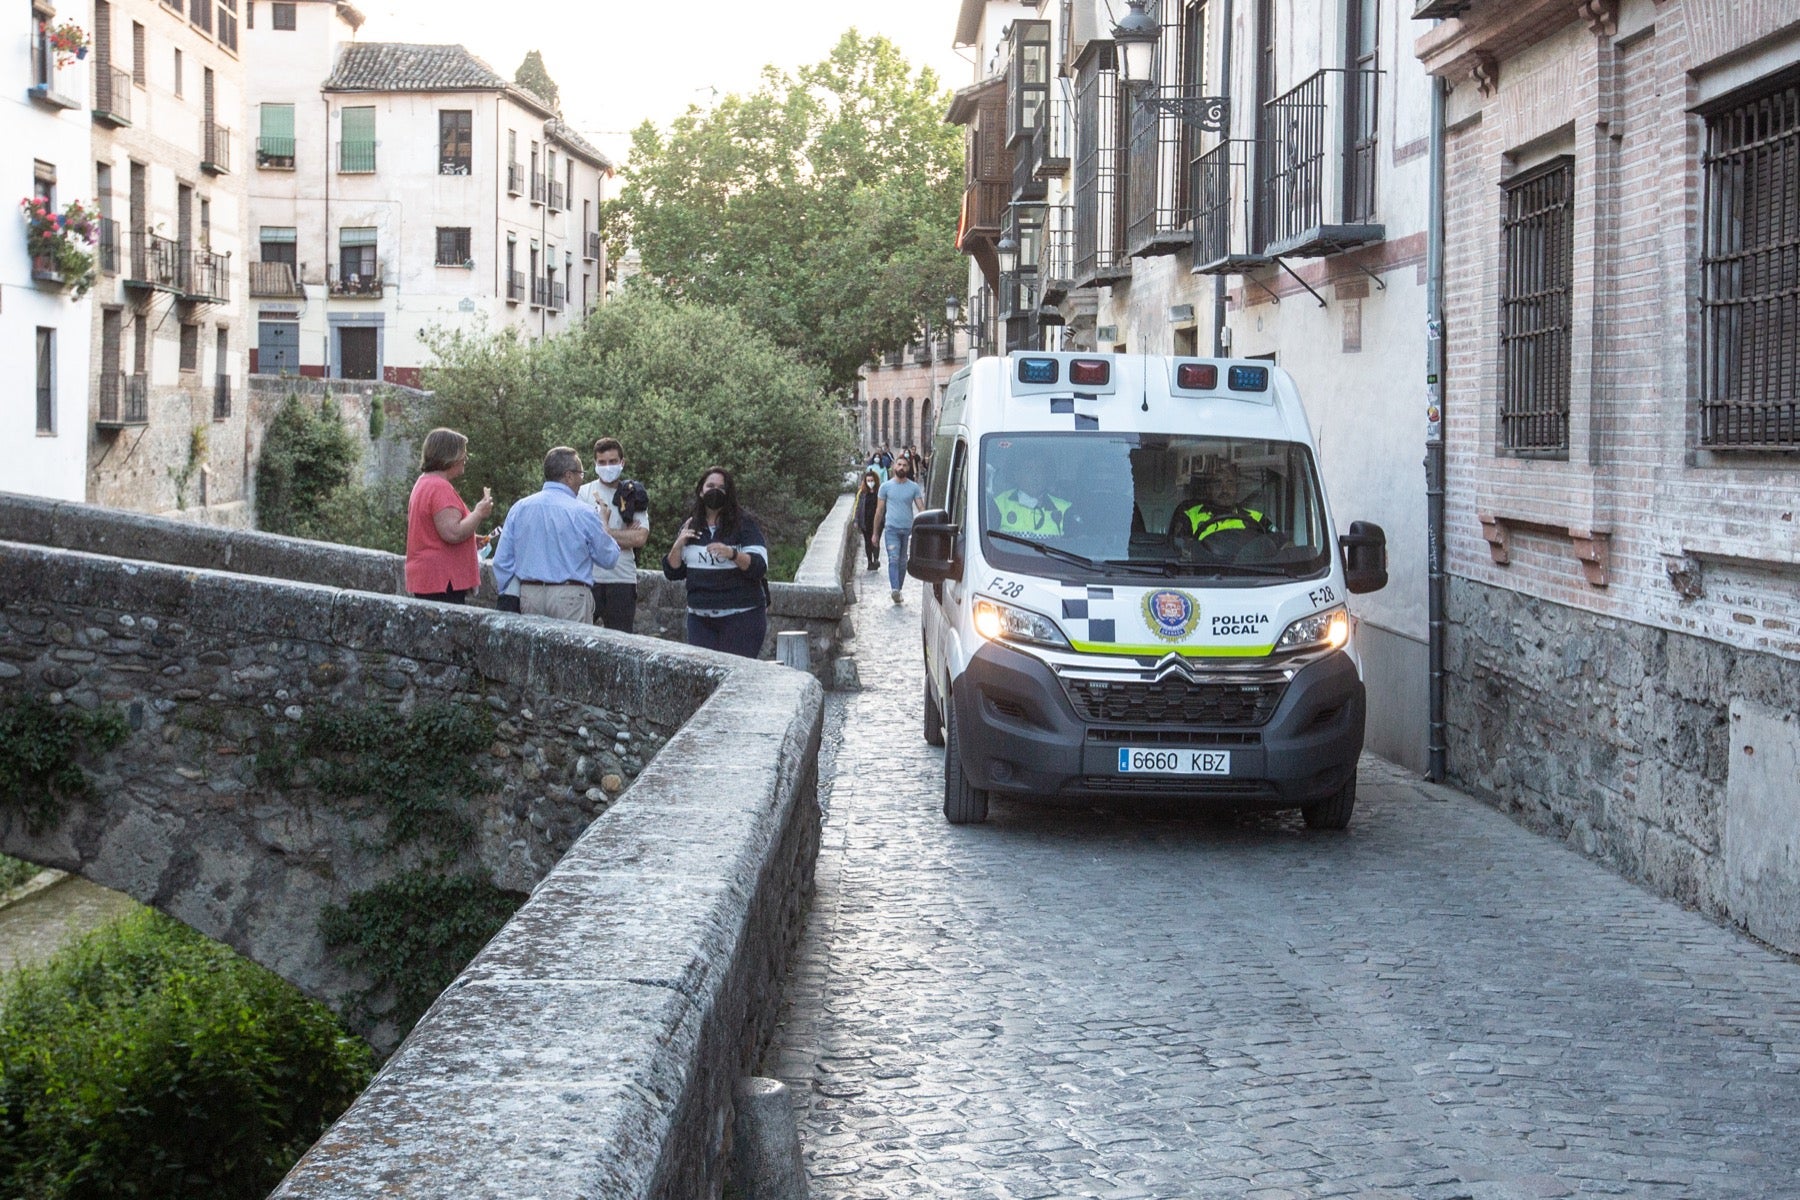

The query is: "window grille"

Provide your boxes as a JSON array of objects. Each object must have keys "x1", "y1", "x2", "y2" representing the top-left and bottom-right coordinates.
[
  {"x1": 1074, "y1": 47, "x2": 1128, "y2": 285},
  {"x1": 1700, "y1": 72, "x2": 1800, "y2": 450},
  {"x1": 439, "y1": 110, "x2": 472, "y2": 174},
  {"x1": 436, "y1": 227, "x2": 471, "y2": 265},
  {"x1": 271, "y1": 2, "x2": 296, "y2": 30},
  {"x1": 1499, "y1": 157, "x2": 1573, "y2": 454}
]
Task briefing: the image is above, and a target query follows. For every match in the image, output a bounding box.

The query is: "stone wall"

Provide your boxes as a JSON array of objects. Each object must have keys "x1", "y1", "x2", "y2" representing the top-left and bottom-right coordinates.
[{"x1": 1446, "y1": 576, "x2": 1800, "y2": 953}]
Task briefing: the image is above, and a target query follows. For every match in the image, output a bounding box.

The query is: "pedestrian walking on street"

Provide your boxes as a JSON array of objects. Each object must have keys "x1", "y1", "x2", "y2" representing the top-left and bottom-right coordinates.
[
  {"x1": 405, "y1": 427, "x2": 492, "y2": 604},
  {"x1": 664, "y1": 466, "x2": 770, "y2": 657},
  {"x1": 492, "y1": 446, "x2": 621, "y2": 623},
  {"x1": 854, "y1": 470, "x2": 882, "y2": 571},
  {"x1": 874, "y1": 456, "x2": 925, "y2": 603},
  {"x1": 575, "y1": 436, "x2": 651, "y2": 632}
]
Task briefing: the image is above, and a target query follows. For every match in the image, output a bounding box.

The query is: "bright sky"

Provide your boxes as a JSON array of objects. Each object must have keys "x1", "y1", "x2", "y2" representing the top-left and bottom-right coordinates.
[{"x1": 353, "y1": 0, "x2": 979, "y2": 165}]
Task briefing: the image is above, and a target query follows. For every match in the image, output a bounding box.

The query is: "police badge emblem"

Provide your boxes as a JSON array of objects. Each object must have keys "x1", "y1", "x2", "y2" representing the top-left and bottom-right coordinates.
[{"x1": 1143, "y1": 589, "x2": 1201, "y2": 642}]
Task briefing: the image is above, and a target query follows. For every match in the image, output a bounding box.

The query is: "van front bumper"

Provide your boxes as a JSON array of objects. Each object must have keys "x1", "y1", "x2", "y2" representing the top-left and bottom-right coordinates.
[{"x1": 950, "y1": 640, "x2": 1365, "y2": 807}]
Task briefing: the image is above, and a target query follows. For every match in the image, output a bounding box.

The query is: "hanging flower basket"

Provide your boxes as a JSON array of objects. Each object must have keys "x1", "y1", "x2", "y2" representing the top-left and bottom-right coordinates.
[
  {"x1": 42, "y1": 20, "x2": 90, "y2": 69},
  {"x1": 20, "y1": 196, "x2": 98, "y2": 299}
]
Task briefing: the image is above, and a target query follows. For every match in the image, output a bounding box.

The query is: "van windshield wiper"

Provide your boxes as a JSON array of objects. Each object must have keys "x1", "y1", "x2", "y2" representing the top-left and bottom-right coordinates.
[{"x1": 986, "y1": 530, "x2": 1107, "y2": 571}]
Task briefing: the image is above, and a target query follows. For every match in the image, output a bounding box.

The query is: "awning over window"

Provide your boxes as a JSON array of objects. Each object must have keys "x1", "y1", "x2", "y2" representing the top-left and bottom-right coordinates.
[{"x1": 339, "y1": 226, "x2": 377, "y2": 246}]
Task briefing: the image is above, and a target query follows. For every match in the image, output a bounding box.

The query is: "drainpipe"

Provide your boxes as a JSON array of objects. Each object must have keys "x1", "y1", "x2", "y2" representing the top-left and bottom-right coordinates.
[
  {"x1": 1425, "y1": 74, "x2": 1448, "y2": 782},
  {"x1": 1211, "y1": 0, "x2": 1234, "y2": 357}
]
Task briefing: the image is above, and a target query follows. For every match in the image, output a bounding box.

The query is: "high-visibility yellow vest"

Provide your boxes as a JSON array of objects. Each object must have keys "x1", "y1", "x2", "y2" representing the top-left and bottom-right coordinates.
[
  {"x1": 1184, "y1": 504, "x2": 1265, "y2": 541},
  {"x1": 994, "y1": 491, "x2": 1072, "y2": 536}
]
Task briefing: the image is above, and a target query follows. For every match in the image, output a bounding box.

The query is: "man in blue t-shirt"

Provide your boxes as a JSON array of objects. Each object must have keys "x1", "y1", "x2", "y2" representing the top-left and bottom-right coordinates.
[{"x1": 874, "y1": 458, "x2": 925, "y2": 604}]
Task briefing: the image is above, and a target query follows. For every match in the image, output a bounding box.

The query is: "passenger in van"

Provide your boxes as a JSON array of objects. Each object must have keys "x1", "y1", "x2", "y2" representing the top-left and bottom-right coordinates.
[
  {"x1": 1172, "y1": 460, "x2": 1273, "y2": 549},
  {"x1": 990, "y1": 462, "x2": 1075, "y2": 540}
]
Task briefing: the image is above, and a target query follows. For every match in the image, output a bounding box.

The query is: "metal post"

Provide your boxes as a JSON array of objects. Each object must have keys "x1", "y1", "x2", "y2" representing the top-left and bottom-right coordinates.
[
  {"x1": 1425, "y1": 74, "x2": 1448, "y2": 783},
  {"x1": 775, "y1": 630, "x2": 810, "y2": 673}
]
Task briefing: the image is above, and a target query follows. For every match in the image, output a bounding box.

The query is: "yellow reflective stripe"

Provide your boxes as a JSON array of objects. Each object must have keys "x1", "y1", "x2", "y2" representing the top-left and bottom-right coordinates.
[{"x1": 1068, "y1": 640, "x2": 1275, "y2": 658}]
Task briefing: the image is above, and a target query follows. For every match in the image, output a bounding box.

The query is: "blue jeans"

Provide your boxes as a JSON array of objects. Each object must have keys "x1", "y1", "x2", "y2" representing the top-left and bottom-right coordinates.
[{"x1": 884, "y1": 528, "x2": 911, "y2": 592}]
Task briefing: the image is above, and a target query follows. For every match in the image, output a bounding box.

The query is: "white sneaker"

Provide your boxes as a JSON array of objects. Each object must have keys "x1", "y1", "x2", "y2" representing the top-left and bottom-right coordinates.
[{"x1": 891, "y1": 588, "x2": 902, "y2": 604}]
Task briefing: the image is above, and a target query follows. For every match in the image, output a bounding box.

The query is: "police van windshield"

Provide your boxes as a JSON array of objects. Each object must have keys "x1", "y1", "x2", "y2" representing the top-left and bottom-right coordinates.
[{"x1": 979, "y1": 433, "x2": 1332, "y2": 584}]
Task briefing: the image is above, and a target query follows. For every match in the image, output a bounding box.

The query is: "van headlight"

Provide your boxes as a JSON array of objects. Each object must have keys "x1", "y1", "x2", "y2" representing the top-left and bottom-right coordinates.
[
  {"x1": 972, "y1": 597, "x2": 1070, "y2": 649},
  {"x1": 1275, "y1": 605, "x2": 1349, "y2": 653}
]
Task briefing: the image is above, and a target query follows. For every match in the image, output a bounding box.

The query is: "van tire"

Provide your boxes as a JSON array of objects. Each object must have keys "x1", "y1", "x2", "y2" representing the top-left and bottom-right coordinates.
[
  {"x1": 923, "y1": 678, "x2": 945, "y2": 747},
  {"x1": 1301, "y1": 777, "x2": 1356, "y2": 830},
  {"x1": 943, "y1": 701, "x2": 989, "y2": 825}
]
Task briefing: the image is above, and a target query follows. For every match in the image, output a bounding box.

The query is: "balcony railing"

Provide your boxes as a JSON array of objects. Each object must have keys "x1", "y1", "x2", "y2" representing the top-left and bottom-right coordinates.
[
  {"x1": 1031, "y1": 101, "x2": 1071, "y2": 182},
  {"x1": 1125, "y1": 86, "x2": 1208, "y2": 258},
  {"x1": 98, "y1": 218, "x2": 119, "y2": 275},
  {"x1": 530, "y1": 174, "x2": 546, "y2": 205},
  {"x1": 338, "y1": 139, "x2": 377, "y2": 173},
  {"x1": 185, "y1": 251, "x2": 230, "y2": 302},
  {"x1": 249, "y1": 260, "x2": 302, "y2": 297},
  {"x1": 508, "y1": 162, "x2": 524, "y2": 194},
  {"x1": 960, "y1": 180, "x2": 1008, "y2": 246},
  {"x1": 506, "y1": 270, "x2": 525, "y2": 302},
  {"x1": 548, "y1": 180, "x2": 565, "y2": 210},
  {"x1": 127, "y1": 231, "x2": 184, "y2": 291},
  {"x1": 202, "y1": 122, "x2": 232, "y2": 174},
  {"x1": 1041, "y1": 204, "x2": 1074, "y2": 303},
  {"x1": 549, "y1": 280, "x2": 565, "y2": 311},
  {"x1": 1255, "y1": 68, "x2": 1383, "y2": 258},
  {"x1": 257, "y1": 136, "x2": 296, "y2": 169},
  {"x1": 531, "y1": 275, "x2": 547, "y2": 306},
  {"x1": 29, "y1": 34, "x2": 80, "y2": 109},
  {"x1": 94, "y1": 65, "x2": 132, "y2": 126},
  {"x1": 1192, "y1": 140, "x2": 1270, "y2": 275},
  {"x1": 98, "y1": 373, "x2": 150, "y2": 427},
  {"x1": 213, "y1": 374, "x2": 232, "y2": 421},
  {"x1": 330, "y1": 262, "x2": 383, "y2": 296},
  {"x1": 585, "y1": 231, "x2": 601, "y2": 261}
]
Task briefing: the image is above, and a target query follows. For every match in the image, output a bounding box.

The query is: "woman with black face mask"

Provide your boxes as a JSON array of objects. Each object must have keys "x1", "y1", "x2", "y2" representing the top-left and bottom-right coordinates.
[{"x1": 664, "y1": 465, "x2": 770, "y2": 657}]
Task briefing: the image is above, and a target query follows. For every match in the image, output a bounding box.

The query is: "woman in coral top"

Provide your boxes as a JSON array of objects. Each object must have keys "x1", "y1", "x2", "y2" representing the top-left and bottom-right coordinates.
[{"x1": 405, "y1": 427, "x2": 492, "y2": 603}]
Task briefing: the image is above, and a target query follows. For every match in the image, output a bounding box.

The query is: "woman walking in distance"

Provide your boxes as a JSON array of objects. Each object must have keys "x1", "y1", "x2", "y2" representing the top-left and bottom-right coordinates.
[
  {"x1": 663, "y1": 466, "x2": 770, "y2": 657},
  {"x1": 854, "y1": 469, "x2": 882, "y2": 571},
  {"x1": 405, "y1": 427, "x2": 491, "y2": 603}
]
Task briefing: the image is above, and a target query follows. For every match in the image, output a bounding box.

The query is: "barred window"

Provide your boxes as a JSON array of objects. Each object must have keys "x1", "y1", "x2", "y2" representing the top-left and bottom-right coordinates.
[
  {"x1": 1499, "y1": 157, "x2": 1573, "y2": 454},
  {"x1": 436, "y1": 227, "x2": 471, "y2": 266},
  {"x1": 1700, "y1": 71, "x2": 1800, "y2": 449}
]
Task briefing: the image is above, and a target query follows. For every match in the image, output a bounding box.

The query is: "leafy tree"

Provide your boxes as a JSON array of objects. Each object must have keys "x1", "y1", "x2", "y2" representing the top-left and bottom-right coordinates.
[
  {"x1": 255, "y1": 391, "x2": 361, "y2": 537},
  {"x1": 607, "y1": 30, "x2": 964, "y2": 392},
  {"x1": 514, "y1": 49, "x2": 560, "y2": 112},
  {"x1": 419, "y1": 293, "x2": 852, "y2": 559},
  {"x1": 0, "y1": 910, "x2": 374, "y2": 1200}
]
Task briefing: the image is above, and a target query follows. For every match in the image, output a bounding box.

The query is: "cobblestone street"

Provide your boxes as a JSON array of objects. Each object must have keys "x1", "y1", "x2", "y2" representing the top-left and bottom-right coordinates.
[{"x1": 771, "y1": 575, "x2": 1800, "y2": 1199}]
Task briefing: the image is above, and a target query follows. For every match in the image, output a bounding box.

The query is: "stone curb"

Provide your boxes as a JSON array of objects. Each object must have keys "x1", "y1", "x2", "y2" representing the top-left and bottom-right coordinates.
[{"x1": 0, "y1": 868, "x2": 70, "y2": 913}]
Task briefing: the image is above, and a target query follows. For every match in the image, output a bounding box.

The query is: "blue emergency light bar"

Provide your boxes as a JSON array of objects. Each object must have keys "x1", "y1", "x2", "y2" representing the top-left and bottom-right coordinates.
[
  {"x1": 1017, "y1": 357, "x2": 1059, "y2": 384},
  {"x1": 1228, "y1": 364, "x2": 1270, "y2": 392}
]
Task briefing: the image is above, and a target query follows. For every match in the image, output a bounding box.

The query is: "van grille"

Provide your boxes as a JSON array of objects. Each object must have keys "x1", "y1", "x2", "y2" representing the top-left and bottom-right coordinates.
[{"x1": 1063, "y1": 677, "x2": 1285, "y2": 727}]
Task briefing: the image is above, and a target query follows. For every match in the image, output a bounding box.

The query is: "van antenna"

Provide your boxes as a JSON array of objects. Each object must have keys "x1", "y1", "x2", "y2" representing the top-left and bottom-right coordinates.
[{"x1": 1140, "y1": 352, "x2": 1150, "y2": 411}]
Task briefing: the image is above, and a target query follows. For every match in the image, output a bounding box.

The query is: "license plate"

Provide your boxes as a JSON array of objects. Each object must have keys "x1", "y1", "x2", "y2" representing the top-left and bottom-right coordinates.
[{"x1": 1116, "y1": 748, "x2": 1232, "y2": 775}]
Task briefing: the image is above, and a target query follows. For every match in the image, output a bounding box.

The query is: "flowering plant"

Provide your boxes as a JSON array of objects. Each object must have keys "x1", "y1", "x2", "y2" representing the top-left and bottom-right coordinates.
[
  {"x1": 20, "y1": 196, "x2": 98, "y2": 299},
  {"x1": 41, "y1": 20, "x2": 89, "y2": 68}
]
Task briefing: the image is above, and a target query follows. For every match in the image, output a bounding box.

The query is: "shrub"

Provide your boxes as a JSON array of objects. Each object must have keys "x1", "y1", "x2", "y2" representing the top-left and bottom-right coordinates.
[
  {"x1": 0, "y1": 853, "x2": 41, "y2": 893},
  {"x1": 0, "y1": 695, "x2": 127, "y2": 835},
  {"x1": 255, "y1": 391, "x2": 361, "y2": 537},
  {"x1": 0, "y1": 910, "x2": 374, "y2": 1200}
]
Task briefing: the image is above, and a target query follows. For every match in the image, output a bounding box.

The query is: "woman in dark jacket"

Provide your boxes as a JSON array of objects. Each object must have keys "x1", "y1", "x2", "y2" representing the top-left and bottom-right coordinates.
[
  {"x1": 663, "y1": 466, "x2": 769, "y2": 658},
  {"x1": 853, "y1": 469, "x2": 881, "y2": 571}
]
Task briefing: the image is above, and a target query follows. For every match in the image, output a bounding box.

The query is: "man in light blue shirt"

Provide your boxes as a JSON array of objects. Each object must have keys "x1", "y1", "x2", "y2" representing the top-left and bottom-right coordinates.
[{"x1": 493, "y1": 446, "x2": 621, "y2": 623}]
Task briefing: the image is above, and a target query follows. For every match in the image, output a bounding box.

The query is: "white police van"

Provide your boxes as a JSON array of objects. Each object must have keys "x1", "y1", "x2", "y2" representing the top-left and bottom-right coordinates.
[{"x1": 907, "y1": 352, "x2": 1387, "y2": 827}]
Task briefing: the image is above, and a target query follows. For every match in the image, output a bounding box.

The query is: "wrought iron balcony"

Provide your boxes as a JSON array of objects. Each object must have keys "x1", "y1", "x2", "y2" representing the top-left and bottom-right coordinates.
[
  {"x1": 250, "y1": 260, "x2": 302, "y2": 298},
  {"x1": 585, "y1": 231, "x2": 601, "y2": 261},
  {"x1": 1041, "y1": 205, "x2": 1075, "y2": 304},
  {"x1": 127, "y1": 231, "x2": 184, "y2": 291},
  {"x1": 184, "y1": 251, "x2": 230, "y2": 303},
  {"x1": 97, "y1": 217, "x2": 119, "y2": 274},
  {"x1": 213, "y1": 374, "x2": 232, "y2": 421},
  {"x1": 1256, "y1": 68, "x2": 1383, "y2": 258},
  {"x1": 548, "y1": 180, "x2": 565, "y2": 211},
  {"x1": 94, "y1": 65, "x2": 132, "y2": 126},
  {"x1": 28, "y1": 32, "x2": 80, "y2": 110},
  {"x1": 508, "y1": 162, "x2": 524, "y2": 194},
  {"x1": 531, "y1": 275, "x2": 547, "y2": 306},
  {"x1": 202, "y1": 122, "x2": 232, "y2": 174},
  {"x1": 1192, "y1": 140, "x2": 1271, "y2": 275},
  {"x1": 330, "y1": 262, "x2": 383, "y2": 296},
  {"x1": 549, "y1": 280, "x2": 565, "y2": 311},
  {"x1": 98, "y1": 373, "x2": 150, "y2": 428},
  {"x1": 506, "y1": 270, "x2": 525, "y2": 302},
  {"x1": 1031, "y1": 104, "x2": 1071, "y2": 182},
  {"x1": 530, "y1": 174, "x2": 546, "y2": 205},
  {"x1": 338, "y1": 139, "x2": 377, "y2": 173},
  {"x1": 257, "y1": 136, "x2": 296, "y2": 169}
]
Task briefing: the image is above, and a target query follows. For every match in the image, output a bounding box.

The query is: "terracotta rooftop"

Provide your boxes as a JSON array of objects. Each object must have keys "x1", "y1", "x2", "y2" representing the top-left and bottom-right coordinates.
[{"x1": 323, "y1": 42, "x2": 555, "y2": 114}]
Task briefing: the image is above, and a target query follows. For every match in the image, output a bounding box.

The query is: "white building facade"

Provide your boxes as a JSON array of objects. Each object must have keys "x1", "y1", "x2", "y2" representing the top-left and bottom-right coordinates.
[
  {"x1": 949, "y1": 0, "x2": 1434, "y2": 770},
  {"x1": 4, "y1": 0, "x2": 95, "y2": 501},
  {"x1": 245, "y1": 3, "x2": 612, "y2": 386}
]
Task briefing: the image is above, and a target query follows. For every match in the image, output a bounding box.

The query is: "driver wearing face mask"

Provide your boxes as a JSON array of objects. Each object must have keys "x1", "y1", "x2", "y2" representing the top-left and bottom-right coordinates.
[{"x1": 575, "y1": 436, "x2": 651, "y2": 632}]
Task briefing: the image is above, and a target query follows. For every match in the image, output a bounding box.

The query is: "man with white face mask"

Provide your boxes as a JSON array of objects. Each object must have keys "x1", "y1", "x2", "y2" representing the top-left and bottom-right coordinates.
[{"x1": 577, "y1": 436, "x2": 651, "y2": 631}]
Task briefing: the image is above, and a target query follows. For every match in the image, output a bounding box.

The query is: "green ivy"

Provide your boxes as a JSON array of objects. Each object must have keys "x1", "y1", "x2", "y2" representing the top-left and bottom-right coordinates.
[
  {"x1": 0, "y1": 695, "x2": 128, "y2": 835},
  {"x1": 320, "y1": 870, "x2": 525, "y2": 1031},
  {"x1": 258, "y1": 701, "x2": 494, "y2": 852},
  {"x1": 0, "y1": 909, "x2": 374, "y2": 1200},
  {"x1": 254, "y1": 390, "x2": 361, "y2": 537},
  {"x1": 0, "y1": 853, "x2": 41, "y2": 892}
]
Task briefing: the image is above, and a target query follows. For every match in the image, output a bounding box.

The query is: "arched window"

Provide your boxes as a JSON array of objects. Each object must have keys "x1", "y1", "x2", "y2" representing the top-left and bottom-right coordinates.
[
  {"x1": 905, "y1": 397, "x2": 916, "y2": 445},
  {"x1": 868, "y1": 398, "x2": 878, "y2": 446},
  {"x1": 920, "y1": 398, "x2": 933, "y2": 442},
  {"x1": 880, "y1": 397, "x2": 891, "y2": 444}
]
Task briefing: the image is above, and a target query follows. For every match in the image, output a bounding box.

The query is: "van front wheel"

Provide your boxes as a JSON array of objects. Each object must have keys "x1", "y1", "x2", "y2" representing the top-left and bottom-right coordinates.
[
  {"x1": 943, "y1": 700, "x2": 989, "y2": 825},
  {"x1": 1301, "y1": 776, "x2": 1356, "y2": 830},
  {"x1": 923, "y1": 677, "x2": 945, "y2": 747}
]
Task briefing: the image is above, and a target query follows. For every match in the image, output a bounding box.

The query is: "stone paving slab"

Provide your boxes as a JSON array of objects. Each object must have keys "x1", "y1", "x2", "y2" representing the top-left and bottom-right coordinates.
[{"x1": 772, "y1": 575, "x2": 1800, "y2": 1199}]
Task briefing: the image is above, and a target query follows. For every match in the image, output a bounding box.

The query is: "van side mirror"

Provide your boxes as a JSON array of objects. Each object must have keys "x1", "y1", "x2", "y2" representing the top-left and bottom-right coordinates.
[
  {"x1": 907, "y1": 509, "x2": 960, "y2": 584},
  {"x1": 1339, "y1": 521, "x2": 1388, "y2": 594}
]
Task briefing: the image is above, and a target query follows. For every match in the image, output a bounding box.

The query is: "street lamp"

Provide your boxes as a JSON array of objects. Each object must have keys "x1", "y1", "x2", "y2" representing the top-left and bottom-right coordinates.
[
  {"x1": 995, "y1": 231, "x2": 1019, "y2": 276},
  {"x1": 1110, "y1": 0, "x2": 1229, "y2": 132}
]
